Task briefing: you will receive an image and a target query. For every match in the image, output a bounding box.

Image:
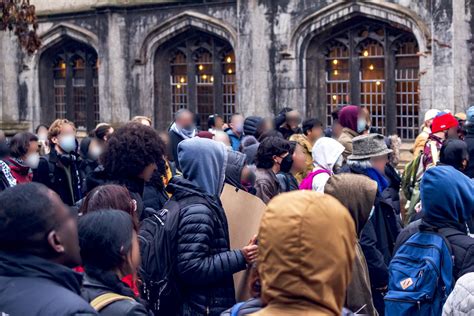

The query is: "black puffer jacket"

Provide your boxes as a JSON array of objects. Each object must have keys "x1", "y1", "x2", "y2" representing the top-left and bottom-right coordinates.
[
  {"x1": 81, "y1": 274, "x2": 149, "y2": 316},
  {"x1": 169, "y1": 177, "x2": 247, "y2": 316},
  {"x1": 0, "y1": 251, "x2": 97, "y2": 316}
]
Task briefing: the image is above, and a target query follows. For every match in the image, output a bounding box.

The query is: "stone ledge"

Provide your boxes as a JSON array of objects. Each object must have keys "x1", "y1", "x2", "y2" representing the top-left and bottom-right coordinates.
[{"x1": 0, "y1": 121, "x2": 31, "y2": 136}]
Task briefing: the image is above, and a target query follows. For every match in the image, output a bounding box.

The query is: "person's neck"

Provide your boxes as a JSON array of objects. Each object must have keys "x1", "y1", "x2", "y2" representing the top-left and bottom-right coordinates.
[
  {"x1": 232, "y1": 128, "x2": 241, "y2": 137},
  {"x1": 271, "y1": 164, "x2": 280, "y2": 174},
  {"x1": 55, "y1": 145, "x2": 65, "y2": 155}
]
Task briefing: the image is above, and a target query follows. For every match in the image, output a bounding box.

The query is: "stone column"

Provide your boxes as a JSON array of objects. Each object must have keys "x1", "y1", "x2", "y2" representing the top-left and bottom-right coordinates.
[
  {"x1": 97, "y1": 9, "x2": 131, "y2": 125},
  {"x1": 237, "y1": 0, "x2": 274, "y2": 117}
]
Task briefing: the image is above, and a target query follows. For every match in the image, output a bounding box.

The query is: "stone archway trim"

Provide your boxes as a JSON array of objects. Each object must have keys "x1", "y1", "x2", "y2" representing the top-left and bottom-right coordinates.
[
  {"x1": 137, "y1": 10, "x2": 237, "y2": 64},
  {"x1": 38, "y1": 23, "x2": 99, "y2": 55},
  {"x1": 289, "y1": 1, "x2": 431, "y2": 58}
]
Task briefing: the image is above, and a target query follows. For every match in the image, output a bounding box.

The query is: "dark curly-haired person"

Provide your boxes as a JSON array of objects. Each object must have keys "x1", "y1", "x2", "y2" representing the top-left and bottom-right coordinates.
[{"x1": 85, "y1": 122, "x2": 167, "y2": 220}]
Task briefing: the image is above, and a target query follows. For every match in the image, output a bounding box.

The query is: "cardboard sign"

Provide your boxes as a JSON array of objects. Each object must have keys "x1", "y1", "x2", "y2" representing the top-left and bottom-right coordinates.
[{"x1": 221, "y1": 184, "x2": 266, "y2": 301}]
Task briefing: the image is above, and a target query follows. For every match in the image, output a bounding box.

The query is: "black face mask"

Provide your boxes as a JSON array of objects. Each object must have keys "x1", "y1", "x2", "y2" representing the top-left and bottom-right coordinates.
[
  {"x1": 0, "y1": 141, "x2": 9, "y2": 159},
  {"x1": 280, "y1": 155, "x2": 294, "y2": 173}
]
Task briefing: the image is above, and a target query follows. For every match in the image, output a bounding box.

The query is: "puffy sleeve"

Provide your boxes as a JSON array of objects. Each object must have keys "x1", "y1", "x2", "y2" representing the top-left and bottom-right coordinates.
[{"x1": 176, "y1": 204, "x2": 246, "y2": 285}]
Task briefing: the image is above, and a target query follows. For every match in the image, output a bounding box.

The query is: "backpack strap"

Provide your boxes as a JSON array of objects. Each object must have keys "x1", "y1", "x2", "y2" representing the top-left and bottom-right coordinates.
[
  {"x1": 40, "y1": 156, "x2": 56, "y2": 184},
  {"x1": 90, "y1": 293, "x2": 134, "y2": 312},
  {"x1": 230, "y1": 302, "x2": 246, "y2": 316}
]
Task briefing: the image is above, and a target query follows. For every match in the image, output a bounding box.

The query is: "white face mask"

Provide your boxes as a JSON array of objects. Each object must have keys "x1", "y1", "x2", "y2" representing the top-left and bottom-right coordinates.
[
  {"x1": 25, "y1": 153, "x2": 40, "y2": 169},
  {"x1": 38, "y1": 133, "x2": 48, "y2": 142},
  {"x1": 88, "y1": 146, "x2": 102, "y2": 161}
]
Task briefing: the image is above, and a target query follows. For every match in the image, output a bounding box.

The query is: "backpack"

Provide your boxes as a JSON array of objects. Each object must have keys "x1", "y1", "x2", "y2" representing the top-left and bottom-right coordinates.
[
  {"x1": 401, "y1": 152, "x2": 422, "y2": 201},
  {"x1": 90, "y1": 293, "x2": 134, "y2": 312},
  {"x1": 299, "y1": 169, "x2": 330, "y2": 190},
  {"x1": 384, "y1": 230, "x2": 455, "y2": 316},
  {"x1": 138, "y1": 194, "x2": 208, "y2": 316}
]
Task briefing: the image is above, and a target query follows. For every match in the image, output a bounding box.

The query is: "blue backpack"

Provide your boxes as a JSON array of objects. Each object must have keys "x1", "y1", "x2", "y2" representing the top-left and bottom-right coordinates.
[{"x1": 385, "y1": 231, "x2": 454, "y2": 315}]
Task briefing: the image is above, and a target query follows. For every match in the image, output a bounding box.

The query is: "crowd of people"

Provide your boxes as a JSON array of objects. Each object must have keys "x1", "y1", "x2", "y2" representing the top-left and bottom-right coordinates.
[{"x1": 0, "y1": 105, "x2": 473, "y2": 316}]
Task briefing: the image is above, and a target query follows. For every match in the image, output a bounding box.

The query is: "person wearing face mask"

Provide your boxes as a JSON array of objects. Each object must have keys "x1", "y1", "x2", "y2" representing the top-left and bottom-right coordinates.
[
  {"x1": 338, "y1": 105, "x2": 367, "y2": 162},
  {"x1": 277, "y1": 142, "x2": 307, "y2": 192},
  {"x1": 33, "y1": 119, "x2": 82, "y2": 206},
  {"x1": 35, "y1": 124, "x2": 50, "y2": 156},
  {"x1": 225, "y1": 113, "x2": 245, "y2": 151},
  {"x1": 168, "y1": 109, "x2": 196, "y2": 171},
  {"x1": 78, "y1": 137, "x2": 102, "y2": 193},
  {"x1": 254, "y1": 136, "x2": 291, "y2": 204},
  {"x1": 299, "y1": 137, "x2": 344, "y2": 192},
  {"x1": 5, "y1": 132, "x2": 39, "y2": 184}
]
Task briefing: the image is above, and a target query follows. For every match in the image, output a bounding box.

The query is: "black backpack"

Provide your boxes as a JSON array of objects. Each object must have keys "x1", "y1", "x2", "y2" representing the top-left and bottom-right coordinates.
[{"x1": 138, "y1": 194, "x2": 208, "y2": 316}]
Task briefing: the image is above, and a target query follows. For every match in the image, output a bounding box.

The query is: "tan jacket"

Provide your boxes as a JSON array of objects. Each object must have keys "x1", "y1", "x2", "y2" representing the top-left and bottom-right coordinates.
[
  {"x1": 325, "y1": 174, "x2": 379, "y2": 316},
  {"x1": 412, "y1": 126, "x2": 430, "y2": 155},
  {"x1": 253, "y1": 191, "x2": 356, "y2": 316},
  {"x1": 338, "y1": 128, "x2": 359, "y2": 161},
  {"x1": 289, "y1": 134, "x2": 313, "y2": 182}
]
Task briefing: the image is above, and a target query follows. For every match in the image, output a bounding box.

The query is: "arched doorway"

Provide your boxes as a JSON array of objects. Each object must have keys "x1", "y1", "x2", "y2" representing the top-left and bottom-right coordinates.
[
  {"x1": 306, "y1": 17, "x2": 419, "y2": 140},
  {"x1": 154, "y1": 30, "x2": 236, "y2": 129},
  {"x1": 39, "y1": 38, "x2": 99, "y2": 131}
]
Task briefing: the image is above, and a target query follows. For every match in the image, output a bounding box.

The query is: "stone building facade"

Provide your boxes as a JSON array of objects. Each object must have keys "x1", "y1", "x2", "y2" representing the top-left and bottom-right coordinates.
[{"x1": 0, "y1": 0, "x2": 473, "y2": 141}]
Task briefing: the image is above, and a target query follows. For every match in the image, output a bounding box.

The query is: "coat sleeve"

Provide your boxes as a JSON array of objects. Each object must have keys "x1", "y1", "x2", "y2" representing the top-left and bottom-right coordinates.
[
  {"x1": 177, "y1": 204, "x2": 247, "y2": 286},
  {"x1": 360, "y1": 220, "x2": 389, "y2": 289}
]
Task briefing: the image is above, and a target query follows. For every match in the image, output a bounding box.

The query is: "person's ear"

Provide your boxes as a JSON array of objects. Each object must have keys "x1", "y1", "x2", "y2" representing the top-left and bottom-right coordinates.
[
  {"x1": 51, "y1": 136, "x2": 59, "y2": 145},
  {"x1": 47, "y1": 230, "x2": 65, "y2": 254},
  {"x1": 461, "y1": 159, "x2": 468, "y2": 171}
]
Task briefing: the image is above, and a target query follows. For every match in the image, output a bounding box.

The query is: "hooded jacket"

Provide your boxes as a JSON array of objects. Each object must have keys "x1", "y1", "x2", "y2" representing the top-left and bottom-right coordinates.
[
  {"x1": 325, "y1": 174, "x2": 378, "y2": 316},
  {"x1": 395, "y1": 166, "x2": 474, "y2": 281},
  {"x1": 311, "y1": 137, "x2": 344, "y2": 192},
  {"x1": 254, "y1": 191, "x2": 356, "y2": 316},
  {"x1": 289, "y1": 133, "x2": 313, "y2": 182},
  {"x1": 225, "y1": 149, "x2": 246, "y2": 190},
  {"x1": 176, "y1": 138, "x2": 247, "y2": 315},
  {"x1": 0, "y1": 251, "x2": 97, "y2": 315},
  {"x1": 465, "y1": 132, "x2": 474, "y2": 178}
]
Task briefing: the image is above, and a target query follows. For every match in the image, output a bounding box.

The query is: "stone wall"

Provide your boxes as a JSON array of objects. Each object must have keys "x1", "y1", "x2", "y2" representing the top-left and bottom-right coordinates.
[{"x1": 0, "y1": 0, "x2": 472, "y2": 133}]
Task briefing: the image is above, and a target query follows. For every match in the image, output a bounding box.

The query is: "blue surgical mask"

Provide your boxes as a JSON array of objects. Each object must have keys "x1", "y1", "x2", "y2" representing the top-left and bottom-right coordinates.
[
  {"x1": 235, "y1": 123, "x2": 244, "y2": 134},
  {"x1": 357, "y1": 118, "x2": 367, "y2": 133},
  {"x1": 59, "y1": 135, "x2": 76, "y2": 153}
]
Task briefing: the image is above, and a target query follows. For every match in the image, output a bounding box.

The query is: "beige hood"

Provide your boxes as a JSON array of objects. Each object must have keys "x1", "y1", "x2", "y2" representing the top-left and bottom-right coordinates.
[{"x1": 254, "y1": 191, "x2": 356, "y2": 316}]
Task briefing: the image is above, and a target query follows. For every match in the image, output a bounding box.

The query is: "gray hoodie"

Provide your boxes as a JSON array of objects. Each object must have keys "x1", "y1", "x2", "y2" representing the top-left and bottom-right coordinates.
[{"x1": 178, "y1": 137, "x2": 228, "y2": 197}]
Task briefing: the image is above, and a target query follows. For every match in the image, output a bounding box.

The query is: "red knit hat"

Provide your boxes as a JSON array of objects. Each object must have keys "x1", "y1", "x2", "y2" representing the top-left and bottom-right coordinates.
[{"x1": 431, "y1": 113, "x2": 459, "y2": 133}]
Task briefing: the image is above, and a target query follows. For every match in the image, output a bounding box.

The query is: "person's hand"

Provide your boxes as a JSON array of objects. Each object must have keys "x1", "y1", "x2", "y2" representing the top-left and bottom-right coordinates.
[{"x1": 241, "y1": 235, "x2": 258, "y2": 264}]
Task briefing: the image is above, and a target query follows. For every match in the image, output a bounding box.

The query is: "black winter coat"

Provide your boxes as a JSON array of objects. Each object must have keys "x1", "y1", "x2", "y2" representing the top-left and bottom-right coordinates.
[
  {"x1": 276, "y1": 172, "x2": 299, "y2": 192},
  {"x1": 81, "y1": 274, "x2": 149, "y2": 316},
  {"x1": 466, "y1": 133, "x2": 474, "y2": 178},
  {"x1": 79, "y1": 158, "x2": 99, "y2": 194},
  {"x1": 33, "y1": 148, "x2": 82, "y2": 206},
  {"x1": 394, "y1": 220, "x2": 474, "y2": 281},
  {"x1": 0, "y1": 251, "x2": 97, "y2": 316},
  {"x1": 143, "y1": 183, "x2": 169, "y2": 211},
  {"x1": 168, "y1": 177, "x2": 247, "y2": 316}
]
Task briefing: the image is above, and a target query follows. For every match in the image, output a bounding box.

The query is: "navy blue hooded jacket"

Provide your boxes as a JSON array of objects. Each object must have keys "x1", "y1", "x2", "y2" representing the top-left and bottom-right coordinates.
[
  {"x1": 175, "y1": 138, "x2": 247, "y2": 316},
  {"x1": 395, "y1": 165, "x2": 474, "y2": 280}
]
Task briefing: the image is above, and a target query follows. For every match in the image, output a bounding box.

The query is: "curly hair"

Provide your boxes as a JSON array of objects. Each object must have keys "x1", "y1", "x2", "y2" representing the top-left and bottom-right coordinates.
[{"x1": 101, "y1": 122, "x2": 166, "y2": 180}]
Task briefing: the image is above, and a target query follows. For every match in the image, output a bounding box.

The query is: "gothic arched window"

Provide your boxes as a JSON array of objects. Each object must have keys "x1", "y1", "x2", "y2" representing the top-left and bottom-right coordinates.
[
  {"x1": 40, "y1": 39, "x2": 99, "y2": 131},
  {"x1": 311, "y1": 20, "x2": 420, "y2": 140},
  {"x1": 155, "y1": 31, "x2": 236, "y2": 129}
]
